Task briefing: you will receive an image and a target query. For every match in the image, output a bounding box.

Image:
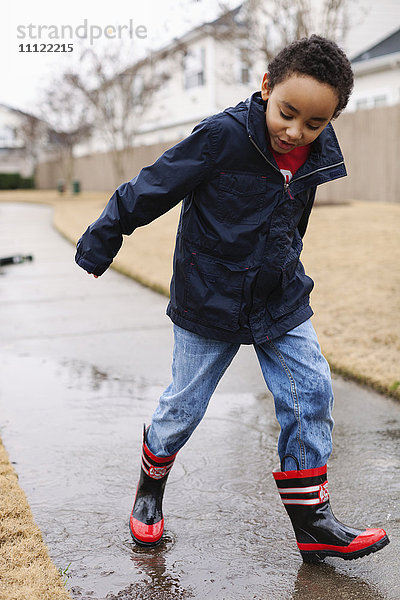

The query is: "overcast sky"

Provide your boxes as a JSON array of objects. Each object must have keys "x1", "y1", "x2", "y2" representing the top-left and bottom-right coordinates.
[
  {"x1": 2, "y1": 0, "x2": 234, "y2": 112},
  {"x1": 2, "y1": 0, "x2": 400, "y2": 114}
]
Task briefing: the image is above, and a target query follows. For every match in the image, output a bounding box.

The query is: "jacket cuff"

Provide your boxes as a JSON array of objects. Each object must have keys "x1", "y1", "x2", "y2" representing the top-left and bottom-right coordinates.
[{"x1": 75, "y1": 252, "x2": 110, "y2": 276}]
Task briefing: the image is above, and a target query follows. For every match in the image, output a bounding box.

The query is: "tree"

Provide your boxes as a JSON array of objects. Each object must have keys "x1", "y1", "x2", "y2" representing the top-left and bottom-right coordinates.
[
  {"x1": 14, "y1": 112, "x2": 49, "y2": 184},
  {"x1": 217, "y1": 0, "x2": 360, "y2": 84},
  {"x1": 62, "y1": 42, "x2": 169, "y2": 186},
  {"x1": 38, "y1": 72, "x2": 93, "y2": 191},
  {"x1": 248, "y1": 0, "x2": 354, "y2": 60}
]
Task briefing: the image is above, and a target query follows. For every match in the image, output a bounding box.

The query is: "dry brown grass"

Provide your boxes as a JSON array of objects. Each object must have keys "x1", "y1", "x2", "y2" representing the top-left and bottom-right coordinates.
[
  {"x1": 302, "y1": 201, "x2": 400, "y2": 398},
  {"x1": 0, "y1": 438, "x2": 72, "y2": 600}
]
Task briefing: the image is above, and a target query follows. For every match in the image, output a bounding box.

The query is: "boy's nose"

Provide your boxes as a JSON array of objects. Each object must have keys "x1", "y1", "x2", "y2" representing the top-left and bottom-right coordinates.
[{"x1": 286, "y1": 125, "x2": 303, "y2": 141}]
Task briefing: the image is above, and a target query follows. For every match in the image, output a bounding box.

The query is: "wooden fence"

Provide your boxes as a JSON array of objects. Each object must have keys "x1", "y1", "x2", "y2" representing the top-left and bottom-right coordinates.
[{"x1": 36, "y1": 104, "x2": 400, "y2": 203}]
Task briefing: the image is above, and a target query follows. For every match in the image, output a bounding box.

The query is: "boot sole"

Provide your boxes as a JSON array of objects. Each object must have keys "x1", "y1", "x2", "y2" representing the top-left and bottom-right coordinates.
[
  {"x1": 129, "y1": 520, "x2": 163, "y2": 547},
  {"x1": 129, "y1": 514, "x2": 164, "y2": 547},
  {"x1": 130, "y1": 529, "x2": 163, "y2": 547},
  {"x1": 300, "y1": 534, "x2": 390, "y2": 563}
]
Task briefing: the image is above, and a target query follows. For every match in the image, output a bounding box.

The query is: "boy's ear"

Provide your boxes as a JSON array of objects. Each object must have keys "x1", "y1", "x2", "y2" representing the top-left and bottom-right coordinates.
[{"x1": 261, "y1": 73, "x2": 270, "y2": 100}]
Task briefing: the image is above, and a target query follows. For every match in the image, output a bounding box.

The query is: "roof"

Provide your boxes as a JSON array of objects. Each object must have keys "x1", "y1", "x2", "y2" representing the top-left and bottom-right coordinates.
[
  {"x1": 352, "y1": 27, "x2": 400, "y2": 63},
  {"x1": 175, "y1": 4, "x2": 243, "y2": 37},
  {"x1": 0, "y1": 102, "x2": 39, "y2": 120},
  {"x1": 120, "y1": 5, "x2": 244, "y2": 79}
]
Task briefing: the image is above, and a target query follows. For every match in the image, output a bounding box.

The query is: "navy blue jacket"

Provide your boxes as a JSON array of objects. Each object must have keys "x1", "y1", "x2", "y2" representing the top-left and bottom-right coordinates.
[{"x1": 75, "y1": 92, "x2": 346, "y2": 344}]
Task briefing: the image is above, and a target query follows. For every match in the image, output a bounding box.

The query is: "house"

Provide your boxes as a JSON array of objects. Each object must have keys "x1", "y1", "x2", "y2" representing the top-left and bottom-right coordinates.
[
  {"x1": 131, "y1": 6, "x2": 256, "y2": 147},
  {"x1": 0, "y1": 103, "x2": 54, "y2": 179},
  {"x1": 0, "y1": 104, "x2": 33, "y2": 177},
  {"x1": 74, "y1": 6, "x2": 254, "y2": 156},
  {"x1": 347, "y1": 27, "x2": 400, "y2": 111}
]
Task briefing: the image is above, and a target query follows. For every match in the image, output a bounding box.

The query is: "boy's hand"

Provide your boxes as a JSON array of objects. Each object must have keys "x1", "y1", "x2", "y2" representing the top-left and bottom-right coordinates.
[{"x1": 87, "y1": 272, "x2": 98, "y2": 279}]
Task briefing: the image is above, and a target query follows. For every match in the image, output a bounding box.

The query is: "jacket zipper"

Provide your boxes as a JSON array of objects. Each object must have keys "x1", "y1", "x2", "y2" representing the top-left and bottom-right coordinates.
[
  {"x1": 248, "y1": 134, "x2": 344, "y2": 192},
  {"x1": 248, "y1": 134, "x2": 283, "y2": 182}
]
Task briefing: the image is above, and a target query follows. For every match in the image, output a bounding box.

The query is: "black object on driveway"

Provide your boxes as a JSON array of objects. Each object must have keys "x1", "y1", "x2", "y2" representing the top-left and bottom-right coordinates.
[{"x1": 0, "y1": 254, "x2": 33, "y2": 266}]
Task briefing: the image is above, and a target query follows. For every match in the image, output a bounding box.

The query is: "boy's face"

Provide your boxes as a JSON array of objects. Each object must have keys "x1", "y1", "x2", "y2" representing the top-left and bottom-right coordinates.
[{"x1": 261, "y1": 73, "x2": 338, "y2": 154}]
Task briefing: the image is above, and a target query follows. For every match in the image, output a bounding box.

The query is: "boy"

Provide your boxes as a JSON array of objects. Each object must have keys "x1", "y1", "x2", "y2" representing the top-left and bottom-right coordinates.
[{"x1": 75, "y1": 35, "x2": 389, "y2": 562}]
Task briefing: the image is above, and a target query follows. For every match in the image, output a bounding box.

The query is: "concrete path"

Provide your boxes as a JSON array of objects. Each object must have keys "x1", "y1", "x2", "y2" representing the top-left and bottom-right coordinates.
[{"x1": 0, "y1": 202, "x2": 399, "y2": 600}]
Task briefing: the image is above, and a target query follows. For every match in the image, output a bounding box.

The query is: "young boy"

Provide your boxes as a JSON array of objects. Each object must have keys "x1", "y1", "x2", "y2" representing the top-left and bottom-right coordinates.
[{"x1": 75, "y1": 35, "x2": 389, "y2": 562}]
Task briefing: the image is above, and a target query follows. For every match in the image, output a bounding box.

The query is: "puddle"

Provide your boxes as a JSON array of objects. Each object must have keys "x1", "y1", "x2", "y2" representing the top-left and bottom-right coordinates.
[
  {"x1": 0, "y1": 354, "x2": 288, "y2": 598},
  {"x1": 1, "y1": 354, "x2": 399, "y2": 599}
]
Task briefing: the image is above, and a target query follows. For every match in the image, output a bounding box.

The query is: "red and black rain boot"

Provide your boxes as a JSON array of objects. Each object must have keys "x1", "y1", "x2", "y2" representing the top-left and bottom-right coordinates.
[
  {"x1": 129, "y1": 426, "x2": 177, "y2": 546},
  {"x1": 273, "y1": 455, "x2": 389, "y2": 562}
]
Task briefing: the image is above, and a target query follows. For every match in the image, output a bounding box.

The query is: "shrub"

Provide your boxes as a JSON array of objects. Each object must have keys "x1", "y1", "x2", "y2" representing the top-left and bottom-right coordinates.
[{"x1": 0, "y1": 172, "x2": 35, "y2": 189}]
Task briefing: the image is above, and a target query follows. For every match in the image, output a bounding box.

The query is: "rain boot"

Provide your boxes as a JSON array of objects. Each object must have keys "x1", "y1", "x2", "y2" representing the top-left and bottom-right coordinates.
[
  {"x1": 273, "y1": 455, "x2": 389, "y2": 562},
  {"x1": 130, "y1": 426, "x2": 177, "y2": 546}
]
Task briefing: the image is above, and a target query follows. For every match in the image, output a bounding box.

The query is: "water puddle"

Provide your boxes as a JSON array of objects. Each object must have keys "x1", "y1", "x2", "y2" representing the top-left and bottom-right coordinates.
[{"x1": 1, "y1": 354, "x2": 398, "y2": 599}]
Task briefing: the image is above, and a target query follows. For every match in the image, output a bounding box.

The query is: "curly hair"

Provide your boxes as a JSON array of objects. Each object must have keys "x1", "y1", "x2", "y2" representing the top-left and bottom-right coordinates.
[{"x1": 267, "y1": 35, "x2": 354, "y2": 119}]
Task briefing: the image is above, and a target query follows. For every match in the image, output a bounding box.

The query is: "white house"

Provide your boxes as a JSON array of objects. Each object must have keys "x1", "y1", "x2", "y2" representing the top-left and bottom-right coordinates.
[
  {"x1": 0, "y1": 104, "x2": 33, "y2": 176},
  {"x1": 132, "y1": 10, "x2": 252, "y2": 146},
  {"x1": 75, "y1": 6, "x2": 257, "y2": 154},
  {"x1": 0, "y1": 103, "x2": 55, "y2": 178},
  {"x1": 347, "y1": 27, "x2": 400, "y2": 111}
]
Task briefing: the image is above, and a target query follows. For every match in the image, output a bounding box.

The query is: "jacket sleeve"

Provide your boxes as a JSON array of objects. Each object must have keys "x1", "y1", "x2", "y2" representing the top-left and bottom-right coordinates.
[
  {"x1": 297, "y1": 187, "x2": 317, "y2": 238},
  {"x1": 75, "y1": 119, "x2": 216, "y2": 276}
]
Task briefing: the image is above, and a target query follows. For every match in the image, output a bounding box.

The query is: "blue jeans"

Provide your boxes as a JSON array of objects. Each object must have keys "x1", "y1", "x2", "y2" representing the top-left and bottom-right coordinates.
[{"x1": 147, "y1": 319, "x2": 334, "y2": 470}]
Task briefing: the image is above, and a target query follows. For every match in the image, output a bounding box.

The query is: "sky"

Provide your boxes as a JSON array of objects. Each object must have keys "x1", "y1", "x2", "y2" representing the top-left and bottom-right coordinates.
[
  {"x1": 2, "y1": 0, "x2": 234, "y2": 113},
  {"x1": 2, "y1": 0, "x2": 400, "y2": 114}
]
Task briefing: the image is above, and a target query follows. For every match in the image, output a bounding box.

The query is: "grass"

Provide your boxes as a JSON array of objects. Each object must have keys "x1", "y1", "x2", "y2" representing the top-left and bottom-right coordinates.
[
  {"x1": 58, "y1": 563, "x2": 72, "y2": 586},
  {"x1": 0, "y1": 439, "x2": 72, "y2": 600}
]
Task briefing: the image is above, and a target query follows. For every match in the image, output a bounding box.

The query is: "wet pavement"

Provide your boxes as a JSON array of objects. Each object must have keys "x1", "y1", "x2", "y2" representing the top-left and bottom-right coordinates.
[{"x1": 0, "y1": 201, "x2": 399, "y2": 600}]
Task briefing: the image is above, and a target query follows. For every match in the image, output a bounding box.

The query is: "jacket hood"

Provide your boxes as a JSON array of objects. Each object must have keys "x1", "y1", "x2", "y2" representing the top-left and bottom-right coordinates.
[{"x1": 223, "y1": 91, "x2": 345, "y2": 170}]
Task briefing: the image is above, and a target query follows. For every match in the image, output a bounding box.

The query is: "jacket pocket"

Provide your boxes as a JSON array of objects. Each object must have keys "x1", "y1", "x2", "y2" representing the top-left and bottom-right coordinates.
[
  {"x1": 183, "y1": 253, "x2": 248, "y2": 331},
  {"x1": 266, "y1": 236, "x2": 312, "y2": 320},
  {"x1": 217, "y1": 171, "x2": 267, "y2": 226}
]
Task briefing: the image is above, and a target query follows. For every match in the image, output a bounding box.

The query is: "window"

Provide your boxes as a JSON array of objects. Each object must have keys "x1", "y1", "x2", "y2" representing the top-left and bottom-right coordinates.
[
  {"x1": 0, "y1": 125, "x2": 15, "y2": 147},
  {"x1": 373, "y1": 95, "x2": 388, "y2": 108},
  {"x1": 184, "y1": 47, "x2": 206, "y2": 90},
  {"x1": 355, "y1": 98, "x2": 370, "y2": 110},
  {"x1": 356, "y1": 94, "x2": 389, "y2": 110},
  {"x1": 238, "y1": 47, "x2": 250, "y2": 85}
]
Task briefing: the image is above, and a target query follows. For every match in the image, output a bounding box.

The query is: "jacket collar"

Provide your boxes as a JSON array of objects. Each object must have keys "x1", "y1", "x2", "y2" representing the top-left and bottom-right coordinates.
[
  {"x1": 246, "y1": 91, "x2": 270, "y2": 157},
  {"x1": 227, "y1": 91, "x2": 345, "y2": 171}
]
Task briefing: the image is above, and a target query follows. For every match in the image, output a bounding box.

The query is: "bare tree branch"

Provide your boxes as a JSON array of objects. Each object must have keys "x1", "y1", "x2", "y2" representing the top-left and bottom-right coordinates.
[
  {"x1": 218, "y1": 0, "x2": 357, "y2": 67},
  {"x1": 61, "y1": 41, "x2": 176, "y2": 185},
  {"x1": 37, "y1": 73, "x2": 93, "y2": 190},
  {"x1": 14, "y1": 113, "x2": 49, "y2": 183}
]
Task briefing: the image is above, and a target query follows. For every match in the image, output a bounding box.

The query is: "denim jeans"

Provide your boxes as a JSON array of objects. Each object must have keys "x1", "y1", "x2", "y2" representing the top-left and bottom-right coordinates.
[{"x1": 147, "y1": 319, "x2": 334, "y2": 470}]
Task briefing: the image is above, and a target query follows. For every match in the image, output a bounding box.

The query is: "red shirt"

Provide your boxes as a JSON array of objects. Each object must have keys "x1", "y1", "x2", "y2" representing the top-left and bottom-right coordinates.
[{"x1": 271, "y1": 145, "x2": 311, "y2": 184}]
